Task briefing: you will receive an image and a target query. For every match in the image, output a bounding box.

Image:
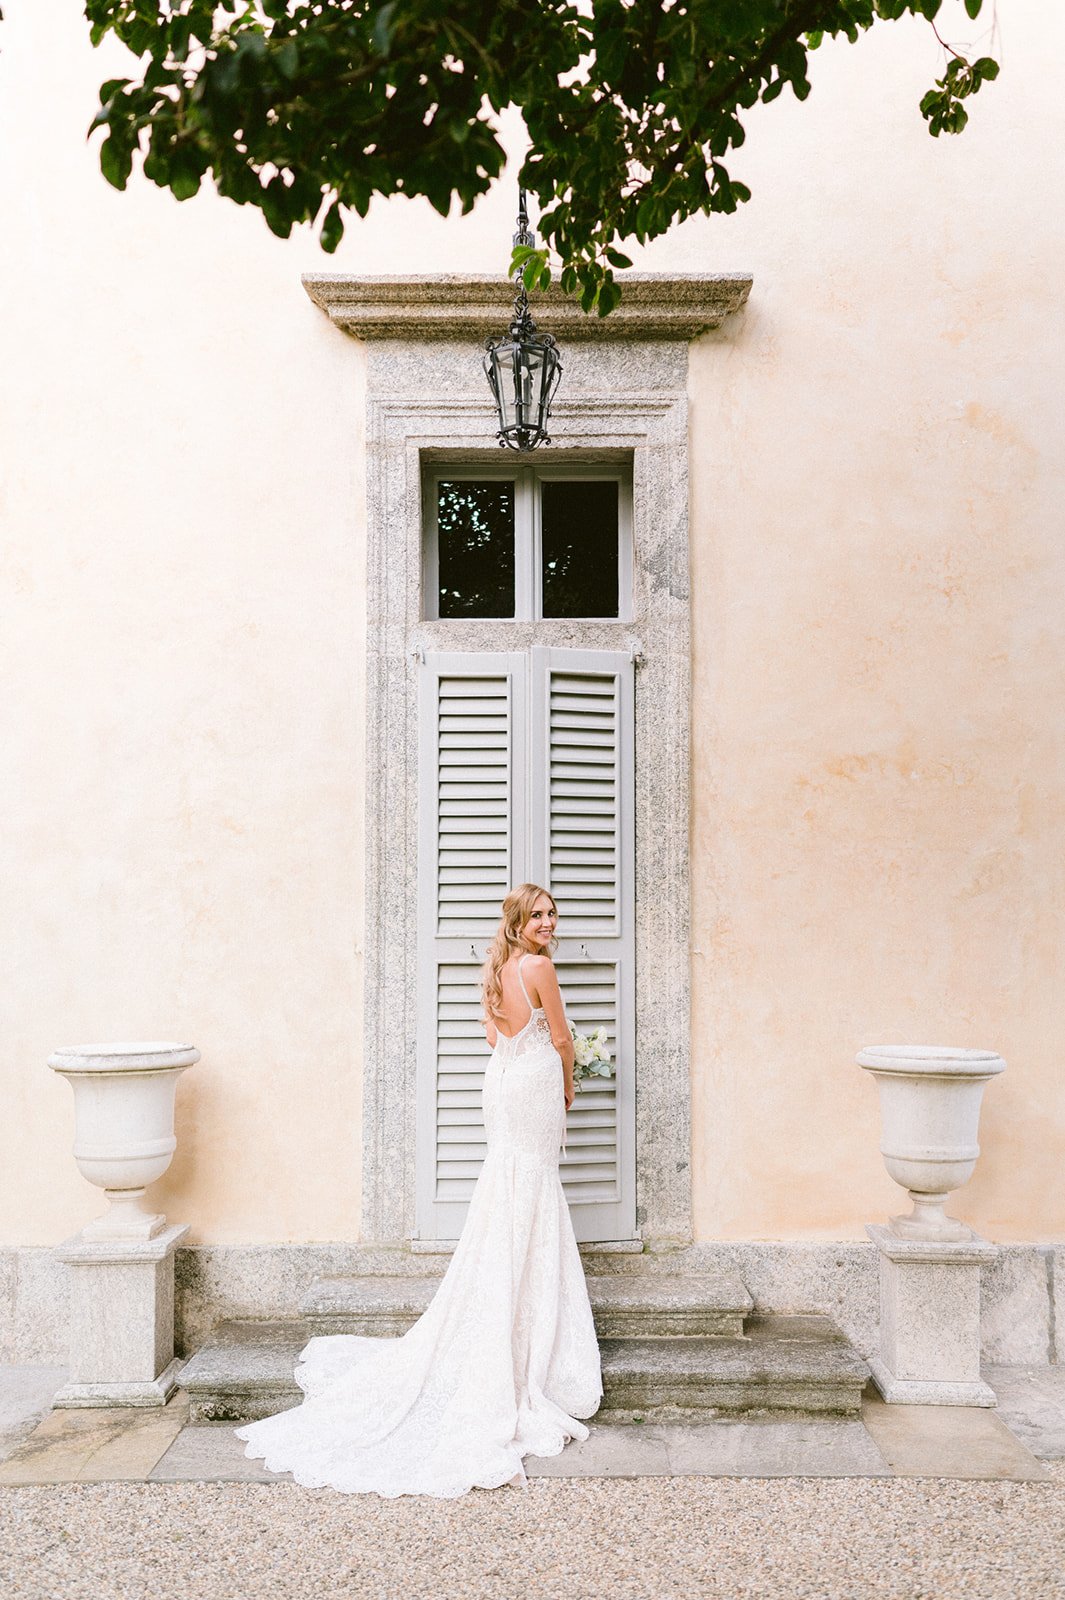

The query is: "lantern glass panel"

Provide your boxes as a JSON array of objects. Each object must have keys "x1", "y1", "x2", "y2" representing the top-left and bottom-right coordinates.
[
  {"x1": 436, "y1": 480, "x2": 515, "y2": 617},
  {"x1": 487, "y1": 339, "x2": 518, "y2": 436}
]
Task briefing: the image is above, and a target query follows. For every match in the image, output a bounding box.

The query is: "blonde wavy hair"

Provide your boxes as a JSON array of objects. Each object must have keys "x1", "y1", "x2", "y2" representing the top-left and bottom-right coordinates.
[{"x1": 481, "y1": 883, "x2": 557, "y2": 1022}]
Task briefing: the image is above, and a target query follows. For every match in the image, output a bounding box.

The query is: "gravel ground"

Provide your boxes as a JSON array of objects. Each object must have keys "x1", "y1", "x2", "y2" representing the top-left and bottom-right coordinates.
[{"x1": 2, "y1": 1470, "x2": 1064, "y2": 1600}]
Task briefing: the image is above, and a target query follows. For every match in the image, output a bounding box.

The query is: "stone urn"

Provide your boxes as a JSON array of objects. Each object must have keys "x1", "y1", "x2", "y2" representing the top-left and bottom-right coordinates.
[
  {"x1": 857, "y1": 1045, "x2": 1005, "y2": 1241},
  {"x1": 49, "y1": 1041, "x2": 200, "y2": 1240}
]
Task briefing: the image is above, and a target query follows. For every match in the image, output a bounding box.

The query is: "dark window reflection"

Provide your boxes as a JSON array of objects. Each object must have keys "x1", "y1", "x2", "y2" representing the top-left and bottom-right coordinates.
[
  {"x1": 541, "y1": 481, "x2": 619, "y2": 618},
  {"x1": 437, "y1": 481, "x2": 515, "y2": 618}
]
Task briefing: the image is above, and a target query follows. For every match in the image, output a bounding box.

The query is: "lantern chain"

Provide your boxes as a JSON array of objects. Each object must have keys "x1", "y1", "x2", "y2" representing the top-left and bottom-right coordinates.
[{"x1": 510, "y1": 188, "x2": 537, "y2": 341}]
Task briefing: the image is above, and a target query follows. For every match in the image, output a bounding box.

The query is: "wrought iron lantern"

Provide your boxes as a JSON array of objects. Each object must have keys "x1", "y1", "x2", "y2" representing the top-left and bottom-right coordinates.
[{"x1": 483, "y1": 190, "x2": 562, "y2": 451}]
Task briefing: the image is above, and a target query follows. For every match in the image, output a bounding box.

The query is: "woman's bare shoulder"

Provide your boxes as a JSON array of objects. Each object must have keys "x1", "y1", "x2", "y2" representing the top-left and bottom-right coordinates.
[{"x1": 522, "y1": 953, "x2": 557, "y2": 980}]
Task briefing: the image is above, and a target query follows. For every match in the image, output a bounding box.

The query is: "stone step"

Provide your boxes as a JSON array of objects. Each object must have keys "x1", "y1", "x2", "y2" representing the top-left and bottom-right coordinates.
[
  {"x1": 299, "y1": 1271, "x2": 752, "y2": 1340},
  {"x1": 178, "y1": 1312, "x2": 867, "y2": 1425},
  {"x1": 597, "y1": 1316, "x2": 870, "y2": 1421},
  {"x1": 180, "y1": 1320, "x2": 309, "y2": 1424}
]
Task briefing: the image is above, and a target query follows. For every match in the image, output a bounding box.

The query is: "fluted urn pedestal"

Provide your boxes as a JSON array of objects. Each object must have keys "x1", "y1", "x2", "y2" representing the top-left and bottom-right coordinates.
[
  {"x1": 49, "y1": 1042, "x2": 199, "y2": 1408},
  {"x1": 858, "y1": 1045, "x2": 1004, "y2": 1407}
]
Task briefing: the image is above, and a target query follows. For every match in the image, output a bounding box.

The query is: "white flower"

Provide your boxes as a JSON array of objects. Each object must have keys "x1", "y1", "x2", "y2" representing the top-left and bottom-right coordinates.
[
  {"x1": 570, "y1": 1022, "x2": 615, "y2": 1087},
  {"x1": 590, "y1": 1029, "x2": 612, "y2": 1064}
]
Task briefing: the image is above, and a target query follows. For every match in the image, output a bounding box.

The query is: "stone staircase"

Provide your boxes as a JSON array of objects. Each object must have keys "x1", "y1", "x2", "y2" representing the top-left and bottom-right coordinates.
[{"x1": 179, "y1": 1258, "x2": 869, "y2": 1425}]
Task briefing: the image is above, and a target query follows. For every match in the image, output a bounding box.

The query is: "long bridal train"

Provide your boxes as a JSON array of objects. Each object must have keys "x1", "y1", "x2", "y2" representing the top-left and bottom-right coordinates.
[{"x1": 236, "y1": 972, "x2": 602, "y2": 1498}]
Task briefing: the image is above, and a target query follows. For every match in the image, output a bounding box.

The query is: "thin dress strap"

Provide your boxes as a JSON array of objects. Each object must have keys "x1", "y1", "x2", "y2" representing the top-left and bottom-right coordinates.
[{"x1": 516, "y1": 953, "x2": 535, "y2": 1022}]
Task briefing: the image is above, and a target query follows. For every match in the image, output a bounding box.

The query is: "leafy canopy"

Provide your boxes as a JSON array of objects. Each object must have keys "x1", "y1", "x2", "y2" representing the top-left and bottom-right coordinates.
[{"x1": 79, "y1": 0, "x2": 999, "y2": 314}]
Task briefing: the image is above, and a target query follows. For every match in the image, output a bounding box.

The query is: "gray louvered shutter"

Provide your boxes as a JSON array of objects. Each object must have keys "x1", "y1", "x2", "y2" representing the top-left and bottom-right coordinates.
[
  {"x1": 534, "y1": 649, "x2": 635, "y2": 1242},
  {"x1": 416, "y1": 649, "x2": 635, "y2": 1244},
  {"x1": 416, "y1": 653, "x2": 526, "y2": 1239}
]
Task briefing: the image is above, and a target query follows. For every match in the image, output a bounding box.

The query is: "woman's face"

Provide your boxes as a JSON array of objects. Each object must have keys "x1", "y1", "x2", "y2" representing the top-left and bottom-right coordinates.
[{"x1": 521, "y1": 894, "x2": 557, "y2": 949}]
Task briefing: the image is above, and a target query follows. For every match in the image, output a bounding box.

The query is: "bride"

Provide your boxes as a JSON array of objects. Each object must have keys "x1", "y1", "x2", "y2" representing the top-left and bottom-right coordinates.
[{"x1": 236, "y1": 883, "x2": 603, "y2": 1496}]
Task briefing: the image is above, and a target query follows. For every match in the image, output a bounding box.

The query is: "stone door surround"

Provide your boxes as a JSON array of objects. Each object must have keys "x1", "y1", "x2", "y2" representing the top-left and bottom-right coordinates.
[{"x1": 303, "y1": 272, "x2": 752, "y2": 1248}]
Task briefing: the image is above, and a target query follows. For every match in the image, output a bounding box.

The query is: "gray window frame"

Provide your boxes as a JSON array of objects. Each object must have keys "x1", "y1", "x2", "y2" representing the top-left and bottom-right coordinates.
[{"x1": 422, "y1": 464, "x2": 634, "y2": 624}]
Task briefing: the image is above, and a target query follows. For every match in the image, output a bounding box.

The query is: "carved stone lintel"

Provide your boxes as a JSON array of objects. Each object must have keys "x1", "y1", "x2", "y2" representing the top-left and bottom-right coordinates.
[{"x1": 302, "y1": 272, "x2": 753, "y2": 343}]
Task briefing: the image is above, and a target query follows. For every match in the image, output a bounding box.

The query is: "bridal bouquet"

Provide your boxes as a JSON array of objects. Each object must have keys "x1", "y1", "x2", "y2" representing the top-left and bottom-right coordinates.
[{"x1": 570, "y1": 1024, "x2": 614, "y2": 1088}]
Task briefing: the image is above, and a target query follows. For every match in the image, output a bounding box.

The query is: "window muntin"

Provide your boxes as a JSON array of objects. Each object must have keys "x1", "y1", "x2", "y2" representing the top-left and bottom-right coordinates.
[{"x1": 425, "y1": 466, "x2": 630, "y2": 622}]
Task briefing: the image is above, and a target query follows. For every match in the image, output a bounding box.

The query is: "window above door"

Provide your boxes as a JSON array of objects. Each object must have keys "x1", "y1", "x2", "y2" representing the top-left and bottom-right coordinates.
[{"x1": 423, "y1": 464, "x2": 632, "y2": 623}]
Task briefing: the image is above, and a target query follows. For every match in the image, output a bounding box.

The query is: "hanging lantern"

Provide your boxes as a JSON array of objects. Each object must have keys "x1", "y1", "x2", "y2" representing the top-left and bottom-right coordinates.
[{"x1": 483, "y1": 190, "x2": 563, "y2": 451}]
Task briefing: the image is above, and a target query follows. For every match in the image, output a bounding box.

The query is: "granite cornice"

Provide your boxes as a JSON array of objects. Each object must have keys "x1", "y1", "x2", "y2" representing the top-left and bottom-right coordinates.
[{"x1": 302, "y1": 272, "x2": 752, "y2": 342}]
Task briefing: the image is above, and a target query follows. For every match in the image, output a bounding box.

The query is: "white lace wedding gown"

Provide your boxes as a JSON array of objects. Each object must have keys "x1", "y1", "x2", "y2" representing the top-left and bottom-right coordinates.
[{"x1": 236, "y1": 957, "x2": 603, "y2": 1496}]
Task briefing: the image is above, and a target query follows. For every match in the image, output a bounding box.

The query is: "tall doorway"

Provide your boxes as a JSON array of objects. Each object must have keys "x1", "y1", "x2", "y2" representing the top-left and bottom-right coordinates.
[{"x1": 414, "y1": 466, "x2": 637, "y2": 1242}]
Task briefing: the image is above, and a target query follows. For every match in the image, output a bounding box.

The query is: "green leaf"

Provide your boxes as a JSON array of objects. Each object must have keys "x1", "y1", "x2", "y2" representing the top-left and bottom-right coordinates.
[
  {"x1": 275, "y1": 39, "x2": 299, "y2": 80},
  {"x1": 170, "y1": 151, "x2": 203, "y2": 202},
  {"x1": 99, "y1": 134, "x2": 132, "y2": 191},
  {"x1": 319, "y1": 198, "x2": 344, "y2": 254},
  {"x1": 596, "y1": 279, "x2": 620, "y2": 317},
  {"x1": 371, "y1": 3, "x2": 398, "y2": 59},
  {"x1": 350, "y1": 178, "x2": 371, "y2": 219},
  {"x1": 964, "y1": 0, "x2": 983, "y2": 16},
  {"x1": 605, "y1": 248, "x2": 632, "y2": 269}
]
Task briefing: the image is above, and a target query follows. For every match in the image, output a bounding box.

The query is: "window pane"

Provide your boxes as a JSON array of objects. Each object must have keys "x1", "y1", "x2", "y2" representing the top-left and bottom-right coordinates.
[
  {"x1": 541, "y1": 481, "x2": 619, "y2": 618},
  {"x1": 437, "y1": 481, "x2": 515, "y2": 618}
]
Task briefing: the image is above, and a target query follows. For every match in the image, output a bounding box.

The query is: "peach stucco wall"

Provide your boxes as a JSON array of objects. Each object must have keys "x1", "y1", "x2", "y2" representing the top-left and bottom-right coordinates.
[
  {"x1": 1, "y1": 1, "x2": 1062, "y2": 1244},
  {"x1": 686, "y1": 5, "x2": 1065, "y2": 1241}
]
